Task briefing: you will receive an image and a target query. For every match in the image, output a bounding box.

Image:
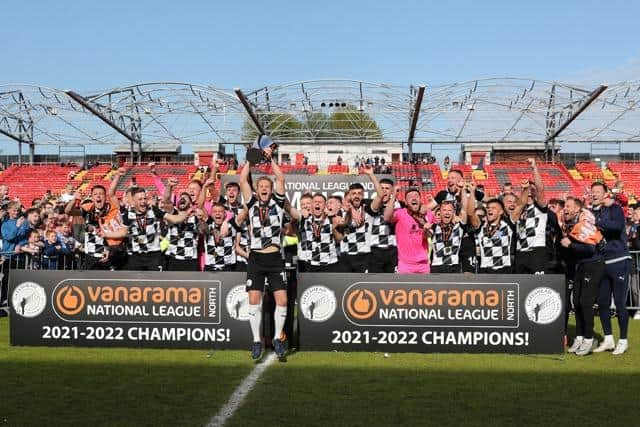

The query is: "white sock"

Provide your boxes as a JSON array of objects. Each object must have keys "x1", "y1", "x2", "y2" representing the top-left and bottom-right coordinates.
[
  {"x1": 618, "y1": 339, "x2": 628, "y2": 345},
  {"x1": 603, "y1": 334, "x2": 615, "y2": 344},
  {"x1": 574, "y1": 336, "x2": 584, "y2": 342},
  {"x1": 274, "y1": 305, "x2": 287, "y2": 341},
  {"x1": 247, "y1": 304, "x2": 262, "y2": 343}
]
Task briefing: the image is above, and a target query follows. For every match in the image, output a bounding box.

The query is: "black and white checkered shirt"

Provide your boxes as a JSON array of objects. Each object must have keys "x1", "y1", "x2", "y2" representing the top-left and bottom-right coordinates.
[
  {"x1": 123, "y1": 206, "x2": 165, "y2": 254},
  {"x1": 83, "y1": 225, "x2": 105, "y2": 259},
  {"x1": 223, "y1": 200, "x2": 249, "y2": 264},
  {"x1": 367, "y1": 201, "x2": 398, "y2": 249},
  {"x1": 299, "y1": 215, "x2": 338, "y2": 266},
  {"x1": 476, "y1": 218, "x2": 515, "y2": 270},
  {"x1": 297, "y1": 211, "x2": 313, "y2": 262},
  {"x1": 339, "y1": 206, "x2": 372, "y2": 256},
  {"x1": 516, "y1": 202, "x2": 548, "y2": 252},
  {"x1": 247, "y1": 193, "x2": 286, "y2": 250},
  {"x1": 431, "y1": 222, "x2": 464, "y2": 267},
  {"x1": 166, "y1": 213, "x2": 199, "y2": 260},
  {"x1": 82, "y1": 206, "x2": 110, "y2": 258},
  {"x1": 204, "y1": 221, "x2": 237, "y2": 270}
]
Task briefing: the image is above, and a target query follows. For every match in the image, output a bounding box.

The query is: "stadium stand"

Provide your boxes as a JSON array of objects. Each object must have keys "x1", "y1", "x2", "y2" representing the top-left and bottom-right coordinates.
[
  {"x1": 112, "y1": 164, "x2": 198, "y2": 196},
  {"x1": 0, "y1": 164, "x2": 81, "y2": 203},
  {"x1": 484, "y1": 162, "x2": 582, "y2": 200},
  {"x1": 1, "y1": 160, "x2": 640, "y2": 204}
]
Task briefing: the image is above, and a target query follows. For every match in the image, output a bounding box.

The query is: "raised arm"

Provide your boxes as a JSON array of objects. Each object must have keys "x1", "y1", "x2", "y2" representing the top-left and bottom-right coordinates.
[
  {"x1": 463, "y1": 182, "x2": 478, "y2": 227},
  {"x1": 149, "y1": 162, "x2": 167, "y2": 196},
  {"x1": 198, "y1": 178, "x2": 214, "y2": 209},
  {"x1": 383, "y1": 187, "x2": 399, "y2": 223},
  {"x1": 164, "y1": 208, "x2": 191, "y2": 226},
  {"x1": 363, "y1": 166, "x2": 384, "y2": 213},
  {"x1": 284, "y1": 199, "x2": 302, "y2": 222},
  {"x1": 239, "y1": 162, "x2": 253, "y2": 203},
  {"x1": 528, "y1": 158, "x2": 546, "y2": 206},
  {"x1": 164, "y1": 177, "x2": 178, "y2": 207},
  {"x1": 65, "y1": 190, "x2": 83, "y2": 216},
  {"x1": 109, "y1": 167, "x2": 126, "y2": 205},
  {"x1": 510, "y1": 180, "x2": 530, "y2": 222},
  {"x1": 208, "y1": 158, "x2": 218, "y2": 184},
  {"x1": 268, "y1": 149, "x2": 285, "y2": 196}
]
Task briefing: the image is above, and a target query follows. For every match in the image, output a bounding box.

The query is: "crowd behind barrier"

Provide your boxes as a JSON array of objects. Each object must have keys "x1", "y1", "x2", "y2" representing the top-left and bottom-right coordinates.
[{"x1": 1, "y1": 157, "x2": 639, "y2": 357}]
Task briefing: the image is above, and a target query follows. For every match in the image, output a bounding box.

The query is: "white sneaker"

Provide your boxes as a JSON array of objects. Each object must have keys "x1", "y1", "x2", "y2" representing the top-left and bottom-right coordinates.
[
  {"x1": 612, "y1": 339, "x2": 628, "y2": 355},
  {"x1": 634, "y1": 311, "x2": 640, "y2": 320},
  {"x1": 575, "y1": 338, "x2": 597, "y2": 356},
  {"x1": 593, "y1": 336, "x2": 615, "y2": 353},
  {"x1": 567, "y1": 337, "x2": 583, "y2": 353}
]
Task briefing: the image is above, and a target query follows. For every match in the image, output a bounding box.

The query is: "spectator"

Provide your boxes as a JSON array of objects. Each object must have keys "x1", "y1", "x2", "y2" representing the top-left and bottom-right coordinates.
[
  {"x1": 612, "y1": 180, "x2": 629, "y2": 217},
  {"x1": 17, "y1": 229, "x2": 43, "y2": 270},
  {"x1": 501, "y1": 182, "x2": 513, "y2": 198},
  {"x1": 0, "y1": 185, "x2": 10, "y2": 208},
  {"x1": 59, "y1": 183, "x2": 75, "y2": 204},
  {"x1": 42, "y1": 229, "x2": 70, "y2": 270}
]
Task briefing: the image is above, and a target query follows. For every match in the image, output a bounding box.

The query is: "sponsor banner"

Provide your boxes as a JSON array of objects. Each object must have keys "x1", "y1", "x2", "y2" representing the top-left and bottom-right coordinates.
[
  {"x1": 220, "y1": 174, "x2": 393, "y2": 209},
  {"x1": 9, "y1": 271, "x2": 254, "y2": 349},
  {"x1": 298, "y1": 273, "x2": 565, "y2": 354}
]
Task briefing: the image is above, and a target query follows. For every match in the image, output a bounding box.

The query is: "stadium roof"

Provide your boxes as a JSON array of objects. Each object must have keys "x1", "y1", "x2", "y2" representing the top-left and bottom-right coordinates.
[{"x1": 1, "y1": 78, "x2": 639, "y2": 150}]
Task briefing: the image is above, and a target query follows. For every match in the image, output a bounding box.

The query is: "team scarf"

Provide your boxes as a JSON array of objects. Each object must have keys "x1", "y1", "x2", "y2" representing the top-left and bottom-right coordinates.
[{"x1": 569, "y1": 209, "x2": 603, "y2": 245}]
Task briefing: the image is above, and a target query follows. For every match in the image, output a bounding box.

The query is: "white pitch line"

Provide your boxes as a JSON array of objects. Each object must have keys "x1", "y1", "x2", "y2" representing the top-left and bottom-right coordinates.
[{"x1": 206, "y1": 353, "x2": 277, "y2": 427}]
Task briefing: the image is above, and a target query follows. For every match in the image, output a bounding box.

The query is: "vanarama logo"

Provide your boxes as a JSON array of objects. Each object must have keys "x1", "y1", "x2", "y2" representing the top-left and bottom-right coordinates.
[
  {"x1": 345, "y1": 289, "x2": 377, "y2": 320},
  {"x1": 342, "y1": 282, "x2": 519, "y2": 328},
  {"x1": 51, "y1": 279, "x2": 215, "y2": 323},
  {"x1": 55, "y1": 285, "x2": 85, "y2": 315}
]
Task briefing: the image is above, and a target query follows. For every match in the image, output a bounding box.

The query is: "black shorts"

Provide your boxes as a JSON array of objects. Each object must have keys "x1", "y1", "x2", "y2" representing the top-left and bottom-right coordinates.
[
  {"x1": 246, "y1": 251, "x2": 286, "y2": 292},
  {"x1": 431, "y1": 264, "x2": 461, "y2": 274},
  {"x1": 125, "y1": 252, "x2": 162, "y2": 271},
  {"x1": 339, "y1": 253, "x2": 370, "y2": 273},
  {"x1": 84, "y1": 244, "x2": 128, "y2": 271},
  {"x1": 84, "y1": 254, "x2": 111, "y2": 271},
  {"x1": 165, "y1": 257, "x2": 199, "y2": 272},
  {"x1": 297, "y1": 260, "x2": 310, "y2": 273},
  {"x1": 205, "y1": 264, "x2": 237, "y2": 272},
  {"x1": 307, "y1": 262, "x2": 342, "y2": 273},
  {"x1": 514, "y1": 247, "x2": 547, "y2": 274},
  {"x1": 480, "y1": 265, "x2": 512, "y2": 274},
  {"x1": 368, "y1": 247, "x2": 398, "y2": 273}
]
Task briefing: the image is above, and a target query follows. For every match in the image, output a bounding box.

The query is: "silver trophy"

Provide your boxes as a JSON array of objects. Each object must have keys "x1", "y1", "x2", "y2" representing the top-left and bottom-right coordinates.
[{"x1": 246, "y1": 134, "x2": 277, "y2": 164}]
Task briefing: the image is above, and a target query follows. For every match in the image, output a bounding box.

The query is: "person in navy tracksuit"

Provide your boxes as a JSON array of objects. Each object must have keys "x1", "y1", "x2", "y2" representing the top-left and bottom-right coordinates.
[
  {"x1": 590, "y1": 182, "x2": 631, "y2": 355},
  {"x1": 561, "y1": 197, "x2": 606, "y2": 356}
]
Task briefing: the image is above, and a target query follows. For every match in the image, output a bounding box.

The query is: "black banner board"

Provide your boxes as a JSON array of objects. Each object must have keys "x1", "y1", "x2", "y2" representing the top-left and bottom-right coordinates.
[
  {"x1": 9, "y1": 271, "x2": 254, "y2": 349},
  {"x1": 297, "y1": 273, "x2": 565, "y2": 354}
]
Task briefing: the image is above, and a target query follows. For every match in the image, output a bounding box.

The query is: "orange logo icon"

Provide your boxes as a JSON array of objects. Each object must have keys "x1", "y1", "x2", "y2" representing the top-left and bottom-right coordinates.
[
  {"x1": 55, "y1": 285, "x2": 85, "y2": 316},
  {"x1": 346, "y1": 289, "x2": 377, "y2": 320}
]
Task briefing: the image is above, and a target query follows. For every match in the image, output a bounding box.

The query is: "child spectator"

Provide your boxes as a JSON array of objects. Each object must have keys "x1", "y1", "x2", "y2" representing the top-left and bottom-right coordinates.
[
  {"x1": 17, "y1": 229, "x2": 43, "y2": 270},
  {"x1": 42, "y1": 229, "x2": 70, "y2": 270},
  {"x1": 57, "y1": 221, "x2": 82, "y2": 269}
]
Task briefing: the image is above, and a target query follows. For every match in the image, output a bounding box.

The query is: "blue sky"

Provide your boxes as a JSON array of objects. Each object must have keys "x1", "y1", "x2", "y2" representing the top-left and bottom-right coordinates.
[
  {"x1": 1, "y1": 0, "x2": 639, "y2": 156},
  {"x1": 3, "y1": 0, "x2": 638, "y2": 90}
]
